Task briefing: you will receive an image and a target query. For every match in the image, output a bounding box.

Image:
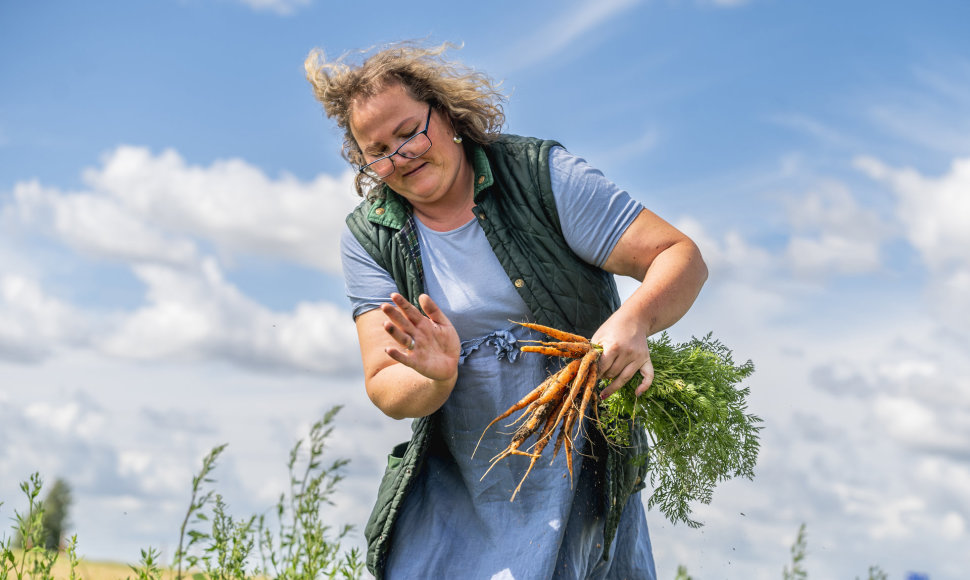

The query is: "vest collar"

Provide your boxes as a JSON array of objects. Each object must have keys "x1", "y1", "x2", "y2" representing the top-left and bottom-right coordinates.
[
  {"x1": 366, "y1": 188, "x2": 411, "y2": 230},
  {"x1": 366, "y1": 144, "x2": 495, "y2": 230},
  {"x1": 470, "y1": 143, "x2": 494, "y2": 202}
]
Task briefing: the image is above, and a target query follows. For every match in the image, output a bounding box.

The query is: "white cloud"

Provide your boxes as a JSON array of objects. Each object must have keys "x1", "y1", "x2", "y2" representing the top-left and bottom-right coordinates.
[
  {"x1": 864, "y1": 62, "x2": 970, "y2": 156},
  {"x1": 0, "y1": 274, "x2": 89, "y2": 362},
  {"x1": 0, "y1": 353, "x2": 408, "y2": 562},
  {"x1": 2, "y1": 145, "x2": 362, "y2": 373},
  {"x1": 503, "y1": 0, "x2": 643, "y2": 71},
  {"x1": 654, "y1": 151, "x2": 970, "y2": 577},
  {"x1": 13, "y1": 179, "x2": 198, "y2": 267},
  {"x1": 231, "y1": 0, "x2": 312, "y2": 16},
  {"x1": 786, "y1": 234, "x2": 881, "y2": 276},
  {"x1": 856, "y1": 154, "x2": 970, "y2": 329},
  {"x1": 81, "y1": 146, "x2": 358, "y2": 272},
  {"x1": 783, "y1": 181, "x2": 890, "y2": 277},
  {"x1": 671, "y1": 216, "x2": 793, "y2": 334},
  {"x1": 676, "y1": 216, "x2": 774, "y2": 280},
  {"x1": 768, "y1": 113, "x2": 856, "y2": 149},
  {"x1": 99, "y1": 258, "x2": 359, "y2": 373},
  {"x1": 855, "y1": 155, "x2": 970, "y2": 271}
]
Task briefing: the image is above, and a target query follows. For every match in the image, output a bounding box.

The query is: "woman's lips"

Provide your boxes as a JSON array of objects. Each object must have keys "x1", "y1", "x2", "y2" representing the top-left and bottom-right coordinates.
[{"x1": 403, "y1": 161, "x2": 427, "y2": 177}]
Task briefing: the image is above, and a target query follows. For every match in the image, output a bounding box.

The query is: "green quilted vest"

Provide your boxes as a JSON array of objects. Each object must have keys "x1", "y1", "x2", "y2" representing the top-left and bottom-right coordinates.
[{"x1": 346, "y1": 135, "x2": 649, "y2": 579}]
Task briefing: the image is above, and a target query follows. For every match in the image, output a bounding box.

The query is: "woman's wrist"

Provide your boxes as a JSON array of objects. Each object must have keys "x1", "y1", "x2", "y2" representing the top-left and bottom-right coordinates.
[{"x1": 370, "y1": 362, "x2": 458, "y2": 419}]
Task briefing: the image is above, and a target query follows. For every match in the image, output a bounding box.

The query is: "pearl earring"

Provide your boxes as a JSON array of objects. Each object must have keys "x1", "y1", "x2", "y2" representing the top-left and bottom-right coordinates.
[{"x1": 453, "y1": 134, "x2": 463, "y2": 144}]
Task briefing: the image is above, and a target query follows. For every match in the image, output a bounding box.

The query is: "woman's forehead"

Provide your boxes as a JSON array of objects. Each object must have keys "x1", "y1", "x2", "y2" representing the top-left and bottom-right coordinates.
[{"x1": 351, "y1": 84, "x2": 423, "y2": 131}]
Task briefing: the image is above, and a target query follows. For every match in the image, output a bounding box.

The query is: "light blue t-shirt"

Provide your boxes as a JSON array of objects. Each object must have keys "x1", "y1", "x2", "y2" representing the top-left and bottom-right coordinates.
[{"x1": 340, "y1": 146, "x2": 656, "y2": 580}]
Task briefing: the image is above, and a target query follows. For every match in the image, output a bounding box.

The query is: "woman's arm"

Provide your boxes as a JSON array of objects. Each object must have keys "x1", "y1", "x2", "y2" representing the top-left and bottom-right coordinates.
[
  {"x1": 594, "y1": 208, "x2": 708, "y2": 398},
  {"x1": 355, "y1": 293, "x2": 462, "y2": 419}
]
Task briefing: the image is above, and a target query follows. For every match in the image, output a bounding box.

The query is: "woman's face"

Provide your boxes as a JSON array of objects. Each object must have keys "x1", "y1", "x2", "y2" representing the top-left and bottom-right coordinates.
[{"x1": 349, "y1": 83, "x2": 468, "y2": 207}]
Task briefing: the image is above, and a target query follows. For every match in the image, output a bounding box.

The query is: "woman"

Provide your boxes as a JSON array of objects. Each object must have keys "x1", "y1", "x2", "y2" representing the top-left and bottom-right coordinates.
[{"x1": 305, "y1": 42, "x2": 707, "y2": 579}]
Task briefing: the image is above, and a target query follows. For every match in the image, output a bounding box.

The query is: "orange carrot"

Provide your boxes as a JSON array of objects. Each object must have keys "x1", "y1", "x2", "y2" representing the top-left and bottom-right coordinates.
[
  {"x1": 509, "y1": 395, "x2": 572, "y2": 501},
  {"x1": 511, "y1": 419, "x2": 557, "y2": 501},
  {"x1": 532, "y1": 341, "x2": 591, "y2": 355},
  {"x1": 514, "y1": 321, "x2": 589, "y2": 344},
  {"x1": 481, "y1": 402, "x2": 555, "y2": 481},
  {"x1": 472, "y1": 372, "x2": 558, "y2": 458},
  {"x1": 523, "y1": 360, "x2": 580, "y2": 417},
  {"x1": 572, "y1": 368, "x2": 599, "y2": 442},
  {"x1": 520, "y1": 345, "x2": 586, "y2": 358},
  {"x1": 552, "y1": 350, "x2": 599, "y2": 430}
]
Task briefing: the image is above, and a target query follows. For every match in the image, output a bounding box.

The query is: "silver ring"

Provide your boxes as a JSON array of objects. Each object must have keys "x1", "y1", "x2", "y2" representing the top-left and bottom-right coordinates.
[{"x1": 407, "y1": 337, "x2": 416, "y2": 350}]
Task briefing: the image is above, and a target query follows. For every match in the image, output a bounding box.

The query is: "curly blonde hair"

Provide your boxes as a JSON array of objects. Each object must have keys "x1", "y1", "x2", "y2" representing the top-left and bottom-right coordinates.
[{"x1": 304, "y1": 41, "x2": 507, "y2": 196}]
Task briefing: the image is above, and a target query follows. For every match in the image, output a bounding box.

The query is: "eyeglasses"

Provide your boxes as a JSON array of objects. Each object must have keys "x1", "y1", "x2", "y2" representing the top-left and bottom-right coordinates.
[{"x1": 357, "y1": 104, "x2": 433, "y2": 180}]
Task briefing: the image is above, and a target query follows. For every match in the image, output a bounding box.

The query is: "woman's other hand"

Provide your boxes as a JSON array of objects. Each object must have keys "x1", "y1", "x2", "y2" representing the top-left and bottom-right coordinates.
[
  {"x1": 355, "y1": 293, "x2": 460, "y2": 419},
  {"x1": 380, "y1": 293, "x2": 461, "y2": 381}
]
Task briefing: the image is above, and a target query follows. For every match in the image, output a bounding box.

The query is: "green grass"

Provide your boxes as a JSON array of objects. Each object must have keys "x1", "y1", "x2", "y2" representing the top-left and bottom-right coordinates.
[{"x1": 1, "y1": 406, "x2": 363, "y2": 580}]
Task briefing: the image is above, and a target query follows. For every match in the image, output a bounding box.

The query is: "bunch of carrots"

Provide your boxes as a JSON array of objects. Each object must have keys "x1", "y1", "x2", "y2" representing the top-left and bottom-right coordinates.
[
  {"x1": 478, "y1": 321, "x2": 762, "y2": 527},
  {"x1": 475, "y1": 322, "x2": 602, "y2": 501}
]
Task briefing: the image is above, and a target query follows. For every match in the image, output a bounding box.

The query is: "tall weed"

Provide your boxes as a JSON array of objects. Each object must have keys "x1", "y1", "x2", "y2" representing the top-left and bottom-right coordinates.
[
  {"x1": 0, "y1": 474, "x2": 82, "y2": 580},
  {"x1": 2, "y1": 406, "x2": 362, "y2": 580}
]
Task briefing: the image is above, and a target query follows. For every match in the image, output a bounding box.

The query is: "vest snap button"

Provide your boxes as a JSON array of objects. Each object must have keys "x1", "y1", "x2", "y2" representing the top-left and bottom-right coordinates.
[
  {"x1": 477, "y1": 175, "x2": 485, "y2": 184},
  {"x1": 375, "y1": 207, "x2": 385, "y2": 215},
  {"x1": 514, "y1": 278, "x2": 525, "y2": 288},
  {"x1": 478, "y1": 212, "x2": 486, "y2": 220}
]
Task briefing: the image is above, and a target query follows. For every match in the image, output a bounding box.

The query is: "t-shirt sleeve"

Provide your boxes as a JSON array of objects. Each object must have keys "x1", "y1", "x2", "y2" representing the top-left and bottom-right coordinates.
[
  {"x1": 340, "y1": 225, "x2": 398, "y2": 319},
  {"x1": 549, "y1": 146, "x2": 644, "y2": 267}
]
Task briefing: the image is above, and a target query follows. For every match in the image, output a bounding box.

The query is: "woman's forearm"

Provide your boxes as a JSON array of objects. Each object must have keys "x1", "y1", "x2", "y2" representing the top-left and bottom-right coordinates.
[
  {"x1": 615, "y1": 238, "x2": 708, "y2": 337},
  {"x1": 365, "y1": 363, "x2": 457, "y2": 420}
]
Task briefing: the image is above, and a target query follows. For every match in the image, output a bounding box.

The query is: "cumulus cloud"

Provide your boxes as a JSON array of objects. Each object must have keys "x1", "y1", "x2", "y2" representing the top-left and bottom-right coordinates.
[
  {"x1": 677, "y1": 216, "x2": 775, "y2": 281},
  {"x1": 0, "y1": 274, "x2": 89, "y2": 362},
  {"x1": 80, "y1": 146, "x2": 358, "y2": 272},
  {"x1": 855, "y1": 155, "x2": 970, "y2": 270},
  {"x1": 98, "y1": 258, "x2": 360, "y2": 374},
  {"x1": 672, "y1": 216, "x2": 794, "y2": 333},
  {"x1": 856, "y1": 154, "x2": 970, "y2": 328},
  {"x1": 2, "y1": 145, "x2": 362, "y2": 373},
  {"x1": 657, "y1": 148, "x2": 970, "y2": 578},
  {"x1": 13, "y1": 179, "x2": 199, "y2": 267},
  {"x1": 783, "y1": 181, "x2": 890, "y2": 277}
]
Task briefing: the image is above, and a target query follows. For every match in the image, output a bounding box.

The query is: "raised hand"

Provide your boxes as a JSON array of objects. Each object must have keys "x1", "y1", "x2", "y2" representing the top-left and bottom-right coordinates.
[{"x1": 380, "y1": 292, "x2": 461, "y2": 382}]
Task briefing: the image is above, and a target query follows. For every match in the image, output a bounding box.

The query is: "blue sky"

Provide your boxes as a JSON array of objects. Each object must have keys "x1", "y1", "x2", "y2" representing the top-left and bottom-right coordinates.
[{"x1": 2, "y1": 1, "x2": 969, "y2": 578}]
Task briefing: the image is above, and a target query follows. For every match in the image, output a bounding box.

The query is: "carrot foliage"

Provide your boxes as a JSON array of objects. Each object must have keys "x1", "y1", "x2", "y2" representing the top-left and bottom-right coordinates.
[{"x1": 597, "y1": 332, "x2": 762, "y2": 528}]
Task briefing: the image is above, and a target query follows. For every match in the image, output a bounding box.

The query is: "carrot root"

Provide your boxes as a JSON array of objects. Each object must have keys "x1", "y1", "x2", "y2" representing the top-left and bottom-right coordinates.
[{"x1": 479, "y1": 324, "x2": 606, "y2": 499}]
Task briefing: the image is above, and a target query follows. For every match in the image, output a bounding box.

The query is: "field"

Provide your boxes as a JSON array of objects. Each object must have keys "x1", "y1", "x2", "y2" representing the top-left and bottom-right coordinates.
[{"x1": 4, "y1": 551, "x2": 179, "y2": 580}]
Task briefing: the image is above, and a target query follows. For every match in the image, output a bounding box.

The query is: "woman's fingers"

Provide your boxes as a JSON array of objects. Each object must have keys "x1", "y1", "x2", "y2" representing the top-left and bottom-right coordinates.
[
  {"x1": 378, "y1": 293, "x2": 460, "y2": 382},
  {"x1": 380, "y1": 305, "x2": 412, "y2": 341},
  {"x1": 379, "y1": 294, "x2": 420, "y2": 353},
  {"x1": 418, "y1": 293, "x2": 450, "y2": 326},
  {"x1": 596, "y1": 344, "x2": 654, "y2": 399},
  {"x1": 381, "y1": 293, "x2": 460, "y2": 363},
  {"x1": 391, "y1": 292, "x2": 426, "y2": 325},
  {"x1": 635, "y1": 358, "x2": 655, "y2": 396},
  {"x1": 381, "y1": 321, "x2": 413, "y2": 354}
]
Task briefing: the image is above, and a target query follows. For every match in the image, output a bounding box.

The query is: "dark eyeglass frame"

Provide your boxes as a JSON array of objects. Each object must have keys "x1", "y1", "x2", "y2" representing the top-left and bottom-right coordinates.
[{"x1": 357, "y1": 104, "x2": 434, "y2": 180}]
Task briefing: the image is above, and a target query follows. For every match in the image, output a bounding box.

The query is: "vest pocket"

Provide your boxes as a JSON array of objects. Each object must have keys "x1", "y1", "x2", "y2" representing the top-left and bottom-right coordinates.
[
  {"x1": 363, "y1": 413, "x2": 437, "y2": 578},
  {"x1": 385, "y1": 441, "x2": 408, "y2": 472}
]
